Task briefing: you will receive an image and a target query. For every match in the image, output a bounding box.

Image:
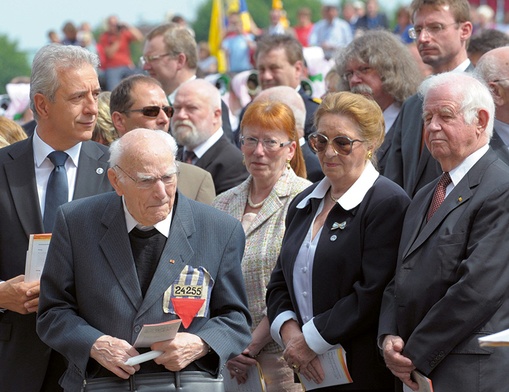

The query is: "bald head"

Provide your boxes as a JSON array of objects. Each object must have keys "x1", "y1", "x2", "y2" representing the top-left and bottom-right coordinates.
[{"x1": 254, "y1": 86, "x2": 306, "y2": 137}]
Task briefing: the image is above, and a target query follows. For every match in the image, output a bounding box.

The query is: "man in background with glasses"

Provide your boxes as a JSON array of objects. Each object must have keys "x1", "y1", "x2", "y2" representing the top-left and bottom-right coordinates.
[
  {"x1": 37, "y1": 128, "x2": 251, "y2": 391},
  {"x1": 171, "y1": 79, "x2": 248, "y2": 195},
  {"x1": 110, "y1": 74, "x2": 216, "y2": 204},
  {"x1": 384, "y1": 0, "x2": 473, "y2": 198},
  {"x1": 335, "y1": 30, "x2": 423, "y2": 175},
  {"x1": 142, "y1": 23, "x2": 234, "y2": 143}
]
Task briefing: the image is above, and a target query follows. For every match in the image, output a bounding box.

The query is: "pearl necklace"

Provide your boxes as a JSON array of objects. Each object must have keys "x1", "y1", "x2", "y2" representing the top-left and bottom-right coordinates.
[{"x1": 247, "y1": 190, "x2": 267, "y2": 209}]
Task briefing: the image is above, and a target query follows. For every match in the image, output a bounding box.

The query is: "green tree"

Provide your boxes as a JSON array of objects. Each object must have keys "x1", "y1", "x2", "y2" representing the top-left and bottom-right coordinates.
[
  {"x1": 0, "y1": 35, "x2": 31, "y2": 95},
  {"x1": 192, "y1": 0, "x2": 322, "y2": 43}
]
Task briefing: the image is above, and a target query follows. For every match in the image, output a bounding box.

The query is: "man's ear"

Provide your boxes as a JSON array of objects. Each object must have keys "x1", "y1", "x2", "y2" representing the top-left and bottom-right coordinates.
[
  {"x1": 476, "y1": 109, "x2": 489, "y2": 135},
  {"x1": 488, "y1": 82, "x2": 505, "y2": 107},
  {"x1": 111, "y1": 112, "x2": 127, "y2": 137},
  {"x1": 107, "y1": 167, "x2": 123, "y2": 196},
  {"x1": 33, "y1": 93, "x2": 50, "y2": 119}
]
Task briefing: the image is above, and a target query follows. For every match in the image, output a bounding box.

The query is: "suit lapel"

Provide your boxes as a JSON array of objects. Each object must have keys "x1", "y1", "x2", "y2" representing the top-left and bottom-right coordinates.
[
  {"x1": 138, "y1": 194, "x2": 196, "y2": 317},
  {"x1": 490, "y1": 129, "x2": 509, "y2": 166},
  {"x1": 99, "y1": 196, "x2": 143, "y2": 310},
  {"x1": 74, "y1": 141, "x2": 109, "y2": 199},
  {"x1": 4, "y1": 138, "x2": 44, "y2": 236}
]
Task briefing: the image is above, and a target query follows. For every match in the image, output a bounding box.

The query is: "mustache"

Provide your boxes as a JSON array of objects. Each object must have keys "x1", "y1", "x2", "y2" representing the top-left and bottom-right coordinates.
[{"x1": 350, "y1": 84, "x2": 374, "y2": 97}]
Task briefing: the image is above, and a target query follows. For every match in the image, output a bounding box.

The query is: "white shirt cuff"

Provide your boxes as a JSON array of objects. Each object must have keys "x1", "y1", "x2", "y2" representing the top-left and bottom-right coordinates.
[
  {"x1": 270, "y1": 310, "x2": 298, "y2": 348},
  {"x1": 302, "y1": 318, "x2": 334, "y2": 355}
]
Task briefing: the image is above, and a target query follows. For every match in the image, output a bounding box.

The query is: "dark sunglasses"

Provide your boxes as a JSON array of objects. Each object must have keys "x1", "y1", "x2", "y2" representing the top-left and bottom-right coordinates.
[
  {"x1": 308, "y1": 132, "x2": 364, "y2": 156},
  {"x1": 123, "y1": 105, "x2": 174, "y2": 118}
]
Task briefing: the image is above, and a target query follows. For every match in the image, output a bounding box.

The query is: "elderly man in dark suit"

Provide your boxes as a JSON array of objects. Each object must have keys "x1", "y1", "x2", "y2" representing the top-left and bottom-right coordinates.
[
  {"x1": 0, "y1": 44, "x2": 112, "y2": 391},
  {"x1": 172, "y1": 79, "x2": 248, "y2": 195},
  {"x1": 384, "y1": 0, "x2": 474, "y2": 197},
  {"x1": 379, "y1": 72, "x2": 509, "y2": 391},
  {"x1": 37, "y1": 128, "x2": 251, "y2": 391}
]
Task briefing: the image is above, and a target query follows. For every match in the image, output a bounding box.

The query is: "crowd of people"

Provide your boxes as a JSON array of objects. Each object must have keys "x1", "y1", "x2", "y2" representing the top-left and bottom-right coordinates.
[{"x1": 3, "y1": 0, "x2": 509, "y2": 391}]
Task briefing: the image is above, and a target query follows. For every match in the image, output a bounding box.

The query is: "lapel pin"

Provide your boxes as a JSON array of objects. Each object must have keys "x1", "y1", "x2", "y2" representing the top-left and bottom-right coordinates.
[
  {"x1": 96, "y1": 168, "x2": 104, "y2": 175},
  {"x1": 169, "y1": 259, "x2": 175, "y2": 264},
  {"x1": 331, "y1": 221, "x2": 347, "y2": 230},
  {"x1": 458, "y1": 196, "x2": 463, "y2": 203},
  {"x1": 330, "y1": 235, "x2": 337, "y2": 242}
]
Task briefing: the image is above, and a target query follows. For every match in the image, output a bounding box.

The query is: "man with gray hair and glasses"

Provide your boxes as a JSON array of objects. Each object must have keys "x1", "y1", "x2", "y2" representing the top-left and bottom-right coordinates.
[{"x1": 0, "y1": 44, "x2": 112, "y2": 391}]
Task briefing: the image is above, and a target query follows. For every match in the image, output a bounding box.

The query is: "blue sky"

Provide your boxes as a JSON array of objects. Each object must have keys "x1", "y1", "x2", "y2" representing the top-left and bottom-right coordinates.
[{"x1": 0, "y1": 0, "x2": 203, "y2": 52}]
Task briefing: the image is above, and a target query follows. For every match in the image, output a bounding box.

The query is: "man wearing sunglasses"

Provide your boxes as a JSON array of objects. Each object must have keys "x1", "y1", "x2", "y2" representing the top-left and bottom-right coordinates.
[
  {"x1": 384, "y1": 0, "x2": 473, "y2": 198},
  {"x1": 110, "y1": 75, "x2": 216, "y2": 205},
  {"x1": 142, "y1": 23, "x2": 234, "y2": 143}
]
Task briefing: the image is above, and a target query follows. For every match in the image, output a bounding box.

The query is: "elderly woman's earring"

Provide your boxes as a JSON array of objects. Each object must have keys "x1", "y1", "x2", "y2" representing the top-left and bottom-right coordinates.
[
  {"x1": 367, "y1": 151, "x2": 373, "y2": 160},
  {"x1": 286, "y1": 159, "x2": 291, "y2": 169}
]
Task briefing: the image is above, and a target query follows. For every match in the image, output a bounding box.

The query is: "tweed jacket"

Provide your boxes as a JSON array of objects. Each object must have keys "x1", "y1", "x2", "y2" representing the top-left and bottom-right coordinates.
[{"x1": 213, "y1": 169, "x2": 311, "y2": 353}]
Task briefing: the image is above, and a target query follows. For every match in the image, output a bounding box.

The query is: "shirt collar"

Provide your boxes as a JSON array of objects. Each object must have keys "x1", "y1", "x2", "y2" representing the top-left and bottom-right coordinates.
[
  {"x1": 33, "y1": 127, "x2": 81, "y2": 168},
  {"x1": 187, "y1": 128, "x2": 224, "y2": 159},
  {"x1": 448, "y1": 144, "x2": 489, "y2": 186},
  {"x1": 297, "y1": 160, "x2": 379, "y2": 211},
  {"x1": 122, "y1": 196, "x2": 172, "y2": 237},
  {"x1": 453, "y1": 59, "x2": 471, "y2": 73},
  {"x1": 383, "y1": 102, "x2": 401, "y2": 134}
]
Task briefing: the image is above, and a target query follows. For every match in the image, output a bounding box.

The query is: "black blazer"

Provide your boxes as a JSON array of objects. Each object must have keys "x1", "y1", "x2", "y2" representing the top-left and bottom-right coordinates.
[
  {"x1": 267, "y1": 175, "x2": 410, "y2": 390},
  {"x1": 0, "y1": 137, "x2": 112, "y2": 392},
  {"x1": 178, "y1": 135, "x2": 248, "y2": 195}
]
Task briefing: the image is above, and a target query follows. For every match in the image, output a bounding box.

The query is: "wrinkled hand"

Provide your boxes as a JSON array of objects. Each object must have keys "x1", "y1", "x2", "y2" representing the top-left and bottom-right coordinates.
[
  {"x1": 152, "y1": 332, "x2": 209, "y2": 371},
  {"x1": 283, "y1": 333, "x2": 324, "y2": 384},
  {"x1": 90, "y1": 335, "x2": 140, "y2": 379},
  {"x1": 382, "y1": 335, "x2": 418, "y2": 390},
  {"x1": 0, "y1": 275, "x2": 40, "y2": 314},
  {"x1": 226, "y1": 349, "x2": 258, "y2": 384}
]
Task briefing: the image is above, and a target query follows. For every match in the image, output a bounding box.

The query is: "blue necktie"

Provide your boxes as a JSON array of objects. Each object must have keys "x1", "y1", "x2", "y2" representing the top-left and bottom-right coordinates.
[{"x1": 43, "y1": 151, "x2": 69, "y2": 232}]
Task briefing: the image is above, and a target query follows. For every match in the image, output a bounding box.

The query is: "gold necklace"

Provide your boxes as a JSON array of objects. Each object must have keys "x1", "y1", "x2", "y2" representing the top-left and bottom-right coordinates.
[
  {"x1": 329, "y1": 190, "x2": 340, "y2": 203},
  {"x1": 247, "y1": 189, "x2": 267, "y2": 208}
]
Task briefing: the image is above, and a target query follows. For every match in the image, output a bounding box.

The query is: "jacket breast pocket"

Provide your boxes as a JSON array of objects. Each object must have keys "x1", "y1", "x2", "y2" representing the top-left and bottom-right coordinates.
[{"x1": 436, "y1": 232, "x2": 467, "y2": 283}]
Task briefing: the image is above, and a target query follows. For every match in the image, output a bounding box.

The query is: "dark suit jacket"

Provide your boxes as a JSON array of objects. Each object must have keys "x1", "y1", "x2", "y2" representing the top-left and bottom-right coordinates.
[
  {"x1": 37, "y1": 192, "x2": 251, "y2": 391},
  {"x1": 379, "y1": 149, "x2": 509, "y2": 391},
  {"x1": 384, "y1": 64, "x2": 475, "y2": 197},
  {"x1": 267, "y1": 176, "x2": 410, "y2": 390},
  {"x1": 376, "y1": 124, "x2": 395, "y2": 176},
  {"x1": 490, "y1": 128, "x2": 509, "y2": 166},
  {"x1": 0, "y1": 137, "x2": 112, "y2": 392},
  {"x1": 301, "y1": 142, "x2": 324, "y2": 183},
  {"x1": 179, "y1": 135, "x2": 248, "y2": 195},
  {"x1": 298, "y1": 88, "x2": 320, "y2": 140}
]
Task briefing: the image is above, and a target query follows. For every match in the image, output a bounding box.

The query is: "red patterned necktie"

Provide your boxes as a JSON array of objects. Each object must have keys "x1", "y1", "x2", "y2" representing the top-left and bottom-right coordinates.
[{"x1": 427, "y1": 172, "x2": 451, "y2": 221}]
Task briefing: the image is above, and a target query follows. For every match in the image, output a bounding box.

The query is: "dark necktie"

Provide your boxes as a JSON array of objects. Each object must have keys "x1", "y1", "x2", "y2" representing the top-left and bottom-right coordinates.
[
  {"x1": 43, "y1": 151, "x2": 69, "y2": 232},
  {"x1": 184, "y1": 150, "x2": 196, "y2": 164},
  {"x1": 427, "y1": 172, "x2": 451, "y2": 221}
]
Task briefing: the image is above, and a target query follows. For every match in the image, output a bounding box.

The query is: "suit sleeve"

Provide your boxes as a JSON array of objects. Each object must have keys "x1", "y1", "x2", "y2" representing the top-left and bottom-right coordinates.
[{"x1": 36, "y1": 207, "x2": 104, "y2": 377}]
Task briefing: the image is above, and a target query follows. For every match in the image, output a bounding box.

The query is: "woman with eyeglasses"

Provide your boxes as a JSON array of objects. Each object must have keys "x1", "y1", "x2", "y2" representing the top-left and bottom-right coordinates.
[
  {"x1": 266, "y1": 92, "x2": 410, "y2": 391},
  {"x1": 213, "y1": 100, "x2": 311, "y2": 391}
]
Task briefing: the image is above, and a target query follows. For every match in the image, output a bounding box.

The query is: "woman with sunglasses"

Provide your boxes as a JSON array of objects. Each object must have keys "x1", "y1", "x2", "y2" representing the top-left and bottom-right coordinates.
[
  {"x1": 266, "y1": 92, "x2": 410, "y2": 391},
  {"x1": 213, "y1": 100, "x2": 311, "y2": 391}
]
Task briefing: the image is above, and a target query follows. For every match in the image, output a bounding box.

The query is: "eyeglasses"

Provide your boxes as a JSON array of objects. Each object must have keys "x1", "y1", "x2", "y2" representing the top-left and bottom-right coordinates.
[
  {"x1": 308, "y1": 132, "x2": 364, "y2": 155},
  {"x1": 240, "y1": 136, "x2": 292, "y2": 152},
  {"x1": 122, "y1": 106, "x2": 174, "y2": 118},
  {"x1": 492, "y1": 78, "x2": 509, "y2": 84},
  {"x1": 114, "y1": 165, "x2": 179, "y2": 189},
  {"x1": 341, "y1": 66, "x2": 372, "y2": 82},
  {"x1": 408, "y1": 22, "x2": 459, "y2": 40},
  {"x1": 140, "y1": 53, "x2": 172, "y2": 66}
]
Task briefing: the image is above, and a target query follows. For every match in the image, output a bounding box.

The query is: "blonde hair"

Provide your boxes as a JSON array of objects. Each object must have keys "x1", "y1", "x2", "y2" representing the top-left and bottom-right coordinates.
[{"x1": 0, "y1": 116, "x2": 27, "y2": 145}]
